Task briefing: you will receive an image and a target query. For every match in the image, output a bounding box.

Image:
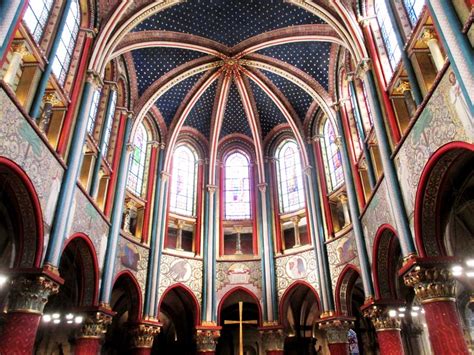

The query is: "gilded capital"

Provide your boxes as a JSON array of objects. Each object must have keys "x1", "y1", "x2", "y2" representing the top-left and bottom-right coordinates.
[
  {"x1": 363, "y1": 305, "x2": 401, "y2": 331},
  {"x1": 318, "y1": 318, "x2": 354, "y2": 344},
  {"x1": 7, "y1": 275, "x2": 60, "y2": 314},
  {"x1": 79, "y1": 311, "x2": 113, "y2": 338},
  {"x1": 356, "y1": 58, "x2": 371, "y2": 79},
  {"x1": 403, "y1": 264, "x2": 456, "y2": 303},
  {"x1": 129, "y1": 322, "x2": 161, "y2": 349},
  {"x1": 260, "y1": 328, "x2": 285, "y2": 351},
  {"x1": 195, "y1": 328, "x2": 220, "y2": 352}
]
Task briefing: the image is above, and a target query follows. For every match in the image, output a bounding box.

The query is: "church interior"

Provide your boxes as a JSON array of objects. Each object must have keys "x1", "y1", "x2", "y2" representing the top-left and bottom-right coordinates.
[{"x1": 0, "y1": 0, "x2": 473, "y2": 354}]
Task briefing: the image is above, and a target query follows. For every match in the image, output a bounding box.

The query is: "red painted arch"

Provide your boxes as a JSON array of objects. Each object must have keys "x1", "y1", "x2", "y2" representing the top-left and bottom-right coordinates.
[
  {"x1": 112, "y1": 270, "x2": 143, "y2": 322},
  {"x1": 217, "y1": 286, "x2": 262, "y2": 326},
  {"x1": 158, "y1": 283, "x2": 201, "y2": 326},
  {"x1": 372, "y1": 224, "x2": 399, "y2": 300},
  {"x1": 278, "y1": 280, "x2": 321, "y2": 322},
  {"x1": 334, "y1": 264, "x2": 361, "y2": 316},
  {"x1": 61, "y1": 233, "x2": 100, "y2": 306},
  {"x1": 414, "y1": 142, "x2": 474, "y2": 257},
  {"x1": 0, "y1": 156, "x2": 43, "y2": 268}
]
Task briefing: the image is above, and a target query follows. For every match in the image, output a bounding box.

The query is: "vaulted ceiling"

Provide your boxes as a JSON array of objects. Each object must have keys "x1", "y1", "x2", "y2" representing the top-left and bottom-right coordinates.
[{"x1": 115, "y1": 0, "x2": 344, "y2": 146}]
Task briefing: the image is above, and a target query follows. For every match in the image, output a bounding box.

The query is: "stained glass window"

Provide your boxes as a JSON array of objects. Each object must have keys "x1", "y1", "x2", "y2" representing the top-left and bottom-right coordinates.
[
  {"x1": 102, "y1": 90, "x2": 117, "y2": 157},
  {"x1": 86, "y1": 89, "x2": 101, "y2": 136},
  {"x1": 321, "y1": 120, "x2": 344, "y2": 192},
  {"x1": 52, "y1": 0, "x2": 80, "y2": 85},
  {"x1": 170, "y1": 145, "x2": 198, "y2": 217},
  {"x1": 276, "y1": 140, "x2": 305, "y2": 213},
  {"x1": 375, "y1": 0, "x2": 401, "y2": 72},
  {"x1": 23, "y1": 0, "x2": 54, "y2": 43},
  {"x1": 127, "y1": 123, "x2": 148, "y2": 196},
  {"x1": 224, "y1": 152, "x2": 251, "y2": 220},
  {"x1": 403, "y1": 0, "x2": 424, "y2": 27}
]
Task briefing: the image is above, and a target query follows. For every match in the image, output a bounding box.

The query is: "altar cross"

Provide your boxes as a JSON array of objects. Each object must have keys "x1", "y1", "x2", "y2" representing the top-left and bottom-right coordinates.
[{"x1": 224, "y1": 301, "x2": 258, "y2": 355}]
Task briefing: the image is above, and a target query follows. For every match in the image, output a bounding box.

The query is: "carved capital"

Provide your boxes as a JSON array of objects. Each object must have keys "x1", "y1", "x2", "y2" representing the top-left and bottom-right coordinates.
[
  {"x1": 394, "y1": 80, "x2": 411, "y2": 95},
  {"x1": 86, "y1": 70, "x2": 103, "y2": 88},
  {"x1": 260, "y1": 327, "x2": 286, "y2": 351},
  {"x1": 43, "y1": 92, "x2": 61, "y2": 106},
  {"x1": 403, "y1": 264, "x2": 456, "y2": 303},
  {"x1": 129, "y1": 322, "x2": 161, "y2": 349},
  {"x1": 7, "y1": 275, "x2": 60, "y2": 314},
  {"x1": 195, "y1": 328, "x2": 220, "y2": 352},
  {"x1": 355, "y1": 58, "x2": 371, "y2": 79},
  {"x1": 11, "y1": 41, "x2": 29, "y2": 57},
  {"x1": 363, "y1": 305, "x2": 401, "y2": 331},
  {"x1": 207, "y1": 184, "x2": 217, "y2": 194},
  {"x1": 257, "y1": 183, "x2": 267, "y2": 193},
  {"x1": 318, "y1": 317, "x2": 354, "y2": 344},
  {"x1": 78, "y1": 311, "x2": 113, "y2": 338},
  {"x1": 420, "y1": 28, "x2": 437, "y2": 45}
]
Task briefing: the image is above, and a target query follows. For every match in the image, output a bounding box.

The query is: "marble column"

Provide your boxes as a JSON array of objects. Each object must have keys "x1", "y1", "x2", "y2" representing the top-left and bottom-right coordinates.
[
  {"x1": 128, "y1": 321, "x2": 161, "y2": 355},
  {"x1": 339, "y1": 194, "x2": 351, "y2": 228},
  {"x1": 403, "y1": 259, "x2": 469, "y2": 355},
  {"x1": 318, "y1": 317, "x2": 354, "y2": 355},
  {"x1": 363, "y1": 303, "x2": 405, "y2": 355},
  {"x1": 291, "y1": 215, "x2": 301, "y2": 247},
  {"x1": 75, "y1": 310, "x2": 113, "y2": 355},
  {"x1": 195, "y1": 327, "x2": 221, "y2": 355},
  {"x1": 0, "y1": 273, "x2": 61, "y2": 354},
  {"x1": 260, "y1": 326, "x2": 285, "y2": 355},
  {"x1": 420, "y1": 28, "x2": 446, "y2": 72},
  {"x1": 3, "y1": 40, "x2": 28, "y2": 88}
]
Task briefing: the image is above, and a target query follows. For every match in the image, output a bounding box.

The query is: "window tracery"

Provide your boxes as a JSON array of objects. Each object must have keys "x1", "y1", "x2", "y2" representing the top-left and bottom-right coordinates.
[
  {"x1": 224, "y1": 151, "x2": 251, "y2": 220},
  {"x1": 23, "y1": 0, "x2": 54, "y2": 43},
  {"x1": 403, "y1": 0, "x2": 425, "y2": 27},
  {"x1": 375, "y1": 0, "x2": 402, "y2": 74},
  {"x1": 127, "y1": 123, "x2": 149, "y2": 197},
  {"x1": 321, "y1": 119, "x2": 344, "y2": 192},
  {"x1": 86, "y1": 89, "x2": 101, "y2": 136},
  {"x1": 102, "y1": 90, "x2": 117, "y2": 157}
]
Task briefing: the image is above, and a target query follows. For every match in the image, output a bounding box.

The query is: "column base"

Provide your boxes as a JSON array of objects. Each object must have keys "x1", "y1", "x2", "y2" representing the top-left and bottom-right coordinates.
[
  {"x1": 75, "y1": 337, "x2": 102, "y2": 355},
  {"x1": 0, "y1": 311, "x2": 41, "y2": 354},
  {"x1": 328, "y1": 342, "x2": 349, "y2": 355}
]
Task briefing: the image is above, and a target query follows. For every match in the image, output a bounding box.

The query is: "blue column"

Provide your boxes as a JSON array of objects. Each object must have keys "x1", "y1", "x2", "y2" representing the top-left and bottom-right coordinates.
[
  {"x1": 334, "y1": 109, "x2": 374, "y2": 297},
  {"x1": 98, "y1": 114, "x2": 133, "y2": 304},
  {"x1": 89, "y1": 86, "x2": 116, "y2": 198},
  {"x1": 144, "y1": 145, "x2": 165, "y2": 317},
  {"x1": 427, "y1": 0, "x2": 474, "y2": 115},
  {"x1": 348, "y1": 79, "x2": 377, "y2": 189},
  {"x1": 0, "y1": 0, "x2": 26, "y2": 61},
  {"x1": 29, "y1": 0, "x2": 73, "y2": 119},
  {"x1": 306, "y1": 143, "x2": 335, "y2": 312},
  {"x1": 359, "y1": 62, "x2": 416, "y2": 257},
  {"x1": 44, "y1": 73, "x2": 101, "y2": 266},
  {"x1": 385, "y1": 0, "x2": 423, "y2": 105}
]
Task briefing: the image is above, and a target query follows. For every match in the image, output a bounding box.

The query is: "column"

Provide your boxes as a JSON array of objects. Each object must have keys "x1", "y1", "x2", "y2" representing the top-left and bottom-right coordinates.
[
  {"x1": 339, "y1": 194, "x2": 351, "y2": 228},
  {"x1": 44, "y1": 71, "x2": 102, "y2": 267},
  {"x1": 38, "y1": 92, "x2": 61, "y2": 133},
  {"x1": 128, "y1": 321, "x2": 161, "y2": 355},
  {"x1": 233, "y1": 225, "x2": 243, "y2": 254},
  {"x1": 0, "y1": 0, "x2": 27, "y2": 63},
  {"x1": 0, "y1": 273, "x2": 61, "y2": 354},
  {"x1": 195, "y1": 327, "x2": 221, "y2": 355},
  {"x1": 291, "y1": 216, "x2": 301, "y2": 247},
  {"x1": 260, "y1": 326, "x2": 285, "y2": 355},
  {"x1": 3, "y1": 40, "x2": 28, "y2": 88},
  {"x1": 403, "y1": 259, "x2": 469, "y2": 354},
  {"x1": 98, "y1": 114, "x2": 133, "y2": 304},
  {"x1": 362, "y1": 303, "x2": 405, "y2": 355},
  {"x1": 75, "y1": 309, "x2": 113, "y2": 355},
  {"x1": 394, "y1": 80, "x2": 416, "y2": 117},
  {"x1": 420, "y1": 28, "x2": 446, "y2": 72},
  {"x1": 318, "y1": 317, "x2": 354, "y2": 355},
  {"x1": 357, "y1": 59, "x2": 416, "y2": 259}
]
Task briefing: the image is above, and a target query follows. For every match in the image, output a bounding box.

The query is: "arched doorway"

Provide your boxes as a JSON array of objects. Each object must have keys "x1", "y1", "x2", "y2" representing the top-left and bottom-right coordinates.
[
  {"x1": 102, "y1": 272, "x2": 142, "y2": 354},
  {"x1": 154, "y1": 284, "x2": 200, "y2": 354},
  {"x1": 280, "y1": 282, "x2": 320, "y2": 354},
  {"x1": 34, "y1": 234, "x2": 99, "y2": 353},
  {"x1": 217, "y1": 287, "x2": 262, "y2": 355}
]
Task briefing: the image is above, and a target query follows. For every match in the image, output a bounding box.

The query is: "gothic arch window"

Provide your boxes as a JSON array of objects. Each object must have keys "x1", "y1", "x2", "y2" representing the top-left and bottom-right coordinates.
[
  {"x1": 127, "y1": 123, "x2": 149, "y2": 197},
  {"x1": 102, "y1": 90, "x2": 117, "y2": 157},
  {"x1": 23, "y1": 0, "x2": 54, "y2": 43},
  {"x1": 276, "y1": 140, "x2": 305, "y2": 213},
  {"x1": 51, "y1": 0, "x2": 81, "y2": 85},
  {"x1": 403, "y1": 0, "x2": 425, "y2": 27},
  {"x1": 86, "y1": 89, "x2": 101, "y2": 136},
  {"x1": 169, "y1": 145, "x2": 198, "y2": 217},
  {"x1": 224, "y1": 151, "x2": 251, "y2": 220},
  {"x1": 321, "y1": 119, "x2": 344, "y2": 192},
  {"x1": 375, "y1": 0, "x2": 402, "y2": 73}
]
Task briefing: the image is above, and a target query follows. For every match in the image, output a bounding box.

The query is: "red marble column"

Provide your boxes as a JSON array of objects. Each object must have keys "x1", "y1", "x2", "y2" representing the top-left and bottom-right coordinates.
[
  {"x1": 376, "y1": 329, "x2": 405, "y2": 355},
  {"x1": 75, "y1": 337, "x2": 102, "y2": 355},
  {"x1": 403, "y1": 260, "x2": 469, "y2": 355},
  {"x1": 75, "y1": 309, "x2": 114, "y2": 355},
  {"x1": 131, "y1": 348, "x2": 153, "y2": 355},
  {"x1": 0, "y1": 272, "x2": 61, "y2": 354},
  {"x1": 266, "y1": 351, "x2": 284, "y2": 355},
  {"x1": 327, "y1": 342, "x2": 349, "y2": 355}
]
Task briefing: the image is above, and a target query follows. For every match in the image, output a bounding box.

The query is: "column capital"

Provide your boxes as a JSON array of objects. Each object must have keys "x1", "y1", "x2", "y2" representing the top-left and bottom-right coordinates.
[
  {"x1": 195, "y1": 326, "x2": 221, "y2": 353},
  {"x1": 78, "y1": 309, "x2": 114, "y2": 338},
  {"x1": 355, "y1": 58, "x2": 372, "y2": 79},
  {"x1": 86, "y1": 70, "x2": 104, "y2": 88},
  {"x1": 317, "y1": 316, "x2": 354, "y2": 344},
  {"x1": 128, "y1": 321, "x2": 161, "y2": 349},
  {"x1": 43, "y1": 91, "x2": 61, "y2": 106},
  {"x1": 206, "y1": 184, "x2": 217, "y2": 194},
  {"x1": 361, "y1": 301, "x2": 402, "y2": 331},
  {"x1": 420, "y1": 27, "x2": 437, "y2": 45},
  {"x1": 257, "y1": 182, "x2": 267, "y2": 193},
  {"x1": 10, "y1": 40, "x2": 29, "y2": 57},
  {"x1": 394, "y1": 79, "x2": 412, "y2": 95},
  {"x1": 402, "y1": 258, "x2": 457, "y2": 303},
  {"x1": 259, "y1": 326, "x2": 285, "y2": 352}
]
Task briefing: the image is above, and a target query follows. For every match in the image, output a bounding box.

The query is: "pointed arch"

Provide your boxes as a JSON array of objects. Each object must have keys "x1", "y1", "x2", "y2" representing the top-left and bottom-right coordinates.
[
  {"x1": 217, "y1": 286, "x2": 262, "y2": 326},
  {"x1": 112, "y1": 270, "x2": 143, "y2": 322},
  {"x1": 335, "y1": 264, "x2": 361, "y2": 316},
  {"x1": 158, "y1": 283, "x2": 201, "y2": 326}
]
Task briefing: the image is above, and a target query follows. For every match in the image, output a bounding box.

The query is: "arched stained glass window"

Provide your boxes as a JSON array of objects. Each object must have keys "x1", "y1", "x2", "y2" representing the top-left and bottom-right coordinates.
[
  {"x1": 276, "y1": 140, "x2": 305, "y2": 213},
  {"x1": 224, "y1": 152, "x2": 251, "y2": 220},
  {"x1": 23, "y1": 0, "x2": 54, "y2": 42},
  {"x1": 52, "y1": 0, "x2": 80, "y2": 85},
  {"x1": 170, "y1": 145, "x2": 198, "y2": 217},
  {"x1": 102, "y1": 90, "x2": 117, "y2": 157},
  {"x1": 127, "y1": 123, "x2": 148, "y2": 196},
  {"x1": 375, "y1": 0, "x2": 401, "y2": 72},
  {"x1": 321, "y1": 120, "x2": 344, "y2": 191},
  {"x1": 403, "y1": 0, "x2": 425, "y2": 27},
  {"x1": 86, "y1": 89, "x2": 101, "y2": 136}
]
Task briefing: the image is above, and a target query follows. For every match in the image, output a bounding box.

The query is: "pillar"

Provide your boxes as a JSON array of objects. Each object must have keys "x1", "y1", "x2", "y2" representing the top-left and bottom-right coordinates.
[
  {"x1": 362, "y1": 303, "x2": 405, "y2": 355},
  {"x1": 75, "y1": 310, "x2": 113, "y2": 355},
  {"x1": 128, "y1": 321, "x2": 161, "y2": 355},
  {"x1": 176, "y1": 219, "x2": 185, "y2": 251},
  {"x1": 195, "y1": 327, "x2": 221, "y2": 355},
  {"x1": 0, "y1": 272, "x2": 61, "y2": 354},
  {"x1": 420, "y1": 28, "x2": 446, "y2": 72},
  {"x1": 339, "y1": 194, "x2": 351, "y2": 228},
  {"x1": 260, "y1": 326, "x2": 285, "y2": 355},
  {"x1": 318, "y1": 317, "x2": 354, "y2": 355},
  {"x1": 38, "y1": 91, "x2": 61, "y2": 133},
  {"x1": 403, "y1": 259, "x2": 469, "y2": 355},
  {"x1": 291, "y1": 215, "x2": 301, "y2": 247},
  {"x1": 3, "y1": 40, "x2": 28, "y2": 88}
]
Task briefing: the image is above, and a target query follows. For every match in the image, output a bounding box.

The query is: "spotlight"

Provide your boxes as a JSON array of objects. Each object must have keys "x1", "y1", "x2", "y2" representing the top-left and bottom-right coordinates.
[
  {"x1": 43, "y1": 314, "x2": 52, "y2": 322},
  {"x1": 411, "y1": 311, "x2": 418, "y2": 317},
  {"x1": 466, "y1": 271, "x2": 474, "y2": 278},
  {"x1": 65, "y1": 313, "x2": 74, "y2": 320},
  {"x1": 388, "y1": 310, "x2": 397, "y2": 317},
  {"x1": 466, "y1": 259, "x2": 474, "y2": 267},
  {"x1": 67, "y1": 320, "x2": 73, "y2": 324},
  {"x1": 399, "y1": 313, "x2": 405, "y2": 318},
  {"x1": 0, "y1": 275, "x2": 8, "y2": 287},
  {"x1": 52, "y1": 313, "x2": 60, "y2": 319},
  {"x1": 53, "y1": 319, "x2": 60, "y2": 324},
  {"x1": 398, "y1": 307, "x2": 406, "y2": 312},
  {"x1": 452, "y1": 265, "x2": 463, "y2": 276},
  {"x1": 421, "y1": 309, "x2": 425, "y2": 314},
  {"x1": 74, "y1": 316, "x2": 84, "y2": 324},
  {"x1": 412, "y1": 306, "x2": 420, "y2": 311}
]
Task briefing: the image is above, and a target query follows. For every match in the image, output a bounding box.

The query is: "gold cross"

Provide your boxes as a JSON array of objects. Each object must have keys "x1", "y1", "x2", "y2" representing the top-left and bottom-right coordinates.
[{"x1": 224, "y1": 301, "x2": 258, "y2": 355}]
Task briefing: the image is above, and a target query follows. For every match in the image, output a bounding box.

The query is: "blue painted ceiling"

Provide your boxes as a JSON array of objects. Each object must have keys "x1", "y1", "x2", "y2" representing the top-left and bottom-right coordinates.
[
  {"x1": 220, "y1": 82, "x2": 252, "y2": 139},
  {"x1": 185, "y1": 80, "x2": 218, "y2": 137}
]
